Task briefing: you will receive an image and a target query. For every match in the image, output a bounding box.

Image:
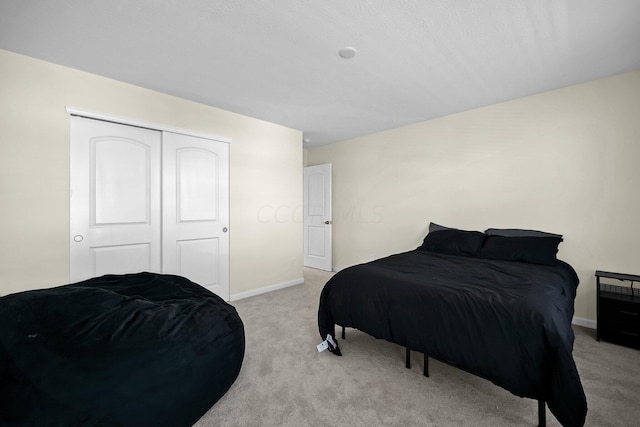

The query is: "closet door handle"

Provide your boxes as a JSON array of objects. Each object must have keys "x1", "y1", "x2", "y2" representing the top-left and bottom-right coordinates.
[{"x1": 73, "y1": 235, "x2": 84, "y2": 242}]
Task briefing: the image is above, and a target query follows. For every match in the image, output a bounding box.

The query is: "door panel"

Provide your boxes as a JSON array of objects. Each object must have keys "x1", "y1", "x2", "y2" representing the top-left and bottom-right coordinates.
[
  {"x1": 307, "y1": 226, "x2": 326, "y2": 257},
  {"x1": 307, "y1": 174, "x2": 326, "y2": 216},
  {"x1": 94, "y1": 138, "x2": 150, "y2": 224},
  {"x1": 177, "y1": 148, "x2": 218, "y2": 221},
  {"x1": 162, "y1": 132, "x2": 230, "y2": 300},
  {"x1": 93, "y1": 243, "x2": 152, "y2": 277},
  {"x1": 304, "y1": 164, "x2": 332, "y2": 271},
  {"x1": 70, "y1": 117, "x2": 161, "y2": 282},
  {"x1": 176, "y1": 238, "x2": 220, "y2": 289}
]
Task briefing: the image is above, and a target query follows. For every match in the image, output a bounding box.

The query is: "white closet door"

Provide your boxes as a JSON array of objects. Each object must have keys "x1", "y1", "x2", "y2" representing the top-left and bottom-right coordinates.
[
  {"x1": 70, "y1": 116, "x2": 162, "y2": 282},
  {"x1": 162, "y1": 132, "x2": 230, "y2": 300}
]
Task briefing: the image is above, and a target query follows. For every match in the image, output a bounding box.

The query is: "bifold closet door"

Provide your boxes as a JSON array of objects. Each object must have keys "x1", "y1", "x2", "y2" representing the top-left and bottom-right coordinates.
[
  {"x1": 70, "y1": 116, "x2": 162, "y2": 282},
  {"x1": 161, "y1": 132, "x2": 230, "y2": 301}
]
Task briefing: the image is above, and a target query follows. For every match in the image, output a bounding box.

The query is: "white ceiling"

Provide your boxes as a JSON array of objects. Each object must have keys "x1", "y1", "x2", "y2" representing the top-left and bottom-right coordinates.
[{"x1": 1, "y1": 0, "x2": 639, "y2": 147}]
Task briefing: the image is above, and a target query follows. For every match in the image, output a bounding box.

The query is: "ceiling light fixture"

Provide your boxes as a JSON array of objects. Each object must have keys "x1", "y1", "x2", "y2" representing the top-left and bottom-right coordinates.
[{"x1": 338, "y1": 46, "x2": 357, "y2": 59}]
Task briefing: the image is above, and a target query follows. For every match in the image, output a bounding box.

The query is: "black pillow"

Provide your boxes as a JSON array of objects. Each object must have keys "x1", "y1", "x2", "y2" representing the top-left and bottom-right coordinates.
[
  {"x1": 479, "y1": 235, "x2": 562, "y2": 265},
  {"x1": 485, "y1": 228, "x2": 563, "y2": 240},
  {"x1": 428, "y1": 222, "x2": 455, "y2": 233},
  {"x1": 417, "y1": 229, "x2": 486, "y2": 257}
]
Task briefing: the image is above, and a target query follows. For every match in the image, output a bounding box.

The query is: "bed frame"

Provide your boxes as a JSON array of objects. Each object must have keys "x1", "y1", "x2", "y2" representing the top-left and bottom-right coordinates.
[{"x1": 340, "y1": 326, "x2": 546, "y2": 427}]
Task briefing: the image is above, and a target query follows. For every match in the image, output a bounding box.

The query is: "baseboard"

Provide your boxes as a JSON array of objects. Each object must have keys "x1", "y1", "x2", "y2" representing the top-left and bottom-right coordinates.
[
  {"x1": 572, "y1": 316, "x2": 596, "y2": 329},
  {"x1": 230, "y1": 277, "x2": 304, "y2": 302}
]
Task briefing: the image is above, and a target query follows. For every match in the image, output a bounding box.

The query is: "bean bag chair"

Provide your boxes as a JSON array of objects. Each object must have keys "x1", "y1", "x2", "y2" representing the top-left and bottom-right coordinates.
[{"x1": 0, "y1": 272, "x2": 245, "y2": 426}]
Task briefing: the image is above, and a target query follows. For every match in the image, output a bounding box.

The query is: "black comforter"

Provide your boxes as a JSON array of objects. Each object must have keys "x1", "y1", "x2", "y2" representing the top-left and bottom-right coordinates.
[
  {"x1": 0, "y1": 273, "x2": 245, "y2": 426},
  {"x1": 318, "y1": 250, "x2": 587, "y2": 427}
]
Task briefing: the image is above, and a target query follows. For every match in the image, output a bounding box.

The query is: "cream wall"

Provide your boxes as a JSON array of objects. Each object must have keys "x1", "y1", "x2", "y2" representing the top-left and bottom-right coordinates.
[
  {"x1": 0, "y1": 49, "x2": 303, "y2": 297},
  {"x1": 307, "y1": 70, "x2": 640, "y2": 323}
]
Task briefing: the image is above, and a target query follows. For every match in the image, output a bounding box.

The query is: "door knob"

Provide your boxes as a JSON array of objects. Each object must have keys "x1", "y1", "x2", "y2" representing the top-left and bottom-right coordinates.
[
  {"x1": 222, "y1": 227, "x2": 228, "y2": 233},
  {"x1": 73, "y1": 235, "x2": 84, "y2": 242},
  {"x1": 324, "y1": 220, "x2": 332, "y2": 225}
]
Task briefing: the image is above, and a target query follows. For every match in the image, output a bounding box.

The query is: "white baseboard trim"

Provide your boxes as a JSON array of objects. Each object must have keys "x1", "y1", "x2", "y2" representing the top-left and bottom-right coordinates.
[
  {"x1": 230, "y1": 277, "x2": 304, "y2": 302},
  {"x1": 572, "y1": 316, "x2": 596, "y2": 329}
]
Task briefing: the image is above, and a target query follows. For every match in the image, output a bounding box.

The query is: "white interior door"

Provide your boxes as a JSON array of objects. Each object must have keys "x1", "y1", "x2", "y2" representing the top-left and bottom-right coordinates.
[
  {"x1": 304, "y1": 164, "x2": 332, "y2": 271},
  {"x1": 70, "y1": 116, "x2": 162, "y2": 282},
  {"x1": 70, "y1": 117, "x2": 230, "y2": 300},
  {"x1": 162, "y1": 132, "x2": 230, "y2": 301}
]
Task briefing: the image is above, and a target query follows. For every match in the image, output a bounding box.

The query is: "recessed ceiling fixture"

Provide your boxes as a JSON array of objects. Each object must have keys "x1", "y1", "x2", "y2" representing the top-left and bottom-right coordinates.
[{"x1": 338, "y1": 46, "x2": 357, "y2": 59}]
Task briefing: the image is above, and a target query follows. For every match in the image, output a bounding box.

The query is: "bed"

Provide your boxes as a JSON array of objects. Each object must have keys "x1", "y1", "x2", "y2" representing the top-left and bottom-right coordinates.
[
  {"x1": 0, "y1": 272, "x2": 245, "y2": 426},
  {"x1": 318, "y1": 224, "x2": 587, "y2": 427}
]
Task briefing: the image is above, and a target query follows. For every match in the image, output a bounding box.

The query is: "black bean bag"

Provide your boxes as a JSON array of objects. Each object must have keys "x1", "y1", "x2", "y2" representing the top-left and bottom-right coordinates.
[{"x1": 0, "y1": 272, "x2": 245, "y2": 426}]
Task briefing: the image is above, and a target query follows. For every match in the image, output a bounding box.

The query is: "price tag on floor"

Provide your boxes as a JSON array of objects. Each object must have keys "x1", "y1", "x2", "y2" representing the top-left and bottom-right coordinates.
[{"x1": 317, "y1": 340, "x2": 329, "y2": 352}]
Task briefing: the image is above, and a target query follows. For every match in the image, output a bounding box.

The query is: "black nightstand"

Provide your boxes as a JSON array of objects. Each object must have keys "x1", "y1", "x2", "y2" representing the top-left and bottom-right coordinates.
[{"x1": 596, "y1": 270, "x2": 640, "y2": 349}]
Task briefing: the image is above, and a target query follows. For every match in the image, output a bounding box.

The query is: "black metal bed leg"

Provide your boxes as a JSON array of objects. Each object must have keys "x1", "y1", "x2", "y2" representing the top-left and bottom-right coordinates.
[
  {"x1": 405, "y1": 348, "x2": 411, "y2": 369},
  {"x1": 423, "y1": 354, "x2": 429, "y2": 377},
  {"x1": 538, "y1": 400, "x2": 546, "y2": 427},
  {"x1": 341, "y1": 326, "x2": 345, "y2": 339}
]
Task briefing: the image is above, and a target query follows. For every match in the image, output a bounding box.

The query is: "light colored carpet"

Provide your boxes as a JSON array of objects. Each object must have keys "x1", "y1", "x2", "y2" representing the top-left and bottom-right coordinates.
[{"x1": 194, "y1": 267, "x2": 640, "y2": 426}]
